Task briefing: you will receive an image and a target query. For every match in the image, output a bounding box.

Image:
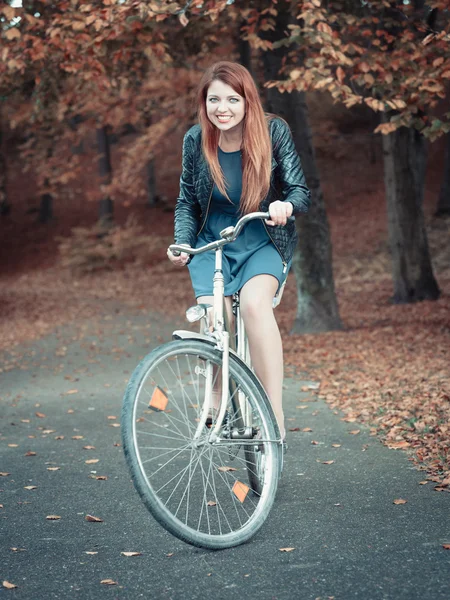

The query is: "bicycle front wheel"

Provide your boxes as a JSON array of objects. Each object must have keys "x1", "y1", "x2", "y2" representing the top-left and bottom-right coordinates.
[{"x1": 121, "y1": 339, "x2": 280, "y2": 549}]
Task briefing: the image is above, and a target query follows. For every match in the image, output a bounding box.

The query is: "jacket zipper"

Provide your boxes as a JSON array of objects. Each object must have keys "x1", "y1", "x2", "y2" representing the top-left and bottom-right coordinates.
[
  {"x1": 197, "y1": 183, "x2": 213, "y2": 237},
  {"x1": 262, "y1": 220, "x2": 288, "y2": 273}
]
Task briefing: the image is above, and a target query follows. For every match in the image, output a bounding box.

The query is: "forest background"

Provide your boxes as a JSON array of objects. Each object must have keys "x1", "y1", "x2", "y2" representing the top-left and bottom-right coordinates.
[{"x1": 0, "y1": 0, "x2": 449, "y2": 487}]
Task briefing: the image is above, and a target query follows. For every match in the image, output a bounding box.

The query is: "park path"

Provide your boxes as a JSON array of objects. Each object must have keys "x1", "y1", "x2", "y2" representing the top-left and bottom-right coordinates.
[{"x1": 1, "y1": 302, "x2": 449, "y2": 599}]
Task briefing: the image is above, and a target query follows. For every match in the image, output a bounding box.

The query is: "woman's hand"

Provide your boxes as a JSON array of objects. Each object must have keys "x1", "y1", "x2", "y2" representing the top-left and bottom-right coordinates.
[
  {"x1": 266, "y1": 200, "x2": 293, "y2": 226},
  {"x1": 167, "y1": 244, "x2": 190, "y2": 267}
]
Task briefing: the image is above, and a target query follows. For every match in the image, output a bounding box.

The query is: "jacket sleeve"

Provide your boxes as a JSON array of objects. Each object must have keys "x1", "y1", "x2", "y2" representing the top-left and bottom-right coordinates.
[
  {"x1": 174, "y1": 132, "x2": 201, "y2": 248},
  {"x1": 273, "y1": 119, "x2": 311, "y2": 215}
]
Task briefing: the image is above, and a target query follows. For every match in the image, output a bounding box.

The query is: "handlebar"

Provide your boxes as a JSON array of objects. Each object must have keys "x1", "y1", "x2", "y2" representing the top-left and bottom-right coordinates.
[{"x1": 169, "y1": 211, "x2": 295, "y2": 257}]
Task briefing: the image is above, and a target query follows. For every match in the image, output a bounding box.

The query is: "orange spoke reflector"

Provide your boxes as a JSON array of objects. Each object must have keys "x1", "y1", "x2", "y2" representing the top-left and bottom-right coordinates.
[
  {"x1": 149, "y1": 387, "x2": 169, "y2": 412},
  {"x1": 232, "y1": 480, "x2": 249, "y2": 503}
]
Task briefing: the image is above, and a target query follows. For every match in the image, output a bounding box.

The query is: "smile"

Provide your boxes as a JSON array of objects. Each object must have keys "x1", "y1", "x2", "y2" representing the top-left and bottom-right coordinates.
[{"x1": 216, "y1": 115, "x2": 232, "y2": 122}]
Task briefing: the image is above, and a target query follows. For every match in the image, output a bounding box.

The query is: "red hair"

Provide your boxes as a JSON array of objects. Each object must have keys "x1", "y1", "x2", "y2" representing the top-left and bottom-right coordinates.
[{"x1": 197, "y1": 61, "x2": 273, "y2": 214}]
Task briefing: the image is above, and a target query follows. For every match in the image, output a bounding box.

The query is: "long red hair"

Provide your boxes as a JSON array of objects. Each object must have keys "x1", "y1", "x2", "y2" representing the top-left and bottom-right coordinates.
[{"x1": 197, "y1": 61, "x2": 273, "y2": 214}]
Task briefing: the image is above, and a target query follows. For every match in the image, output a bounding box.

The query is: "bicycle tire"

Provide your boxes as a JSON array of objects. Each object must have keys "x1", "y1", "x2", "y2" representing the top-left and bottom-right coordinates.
[{"x1": 121, "y1": 339, "x2": 280, "y2": 549}]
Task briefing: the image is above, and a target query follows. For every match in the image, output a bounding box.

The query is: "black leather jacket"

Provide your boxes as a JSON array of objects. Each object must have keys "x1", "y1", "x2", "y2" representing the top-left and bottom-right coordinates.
[{"x1": 174, "y1": 116, "x2": 311, "y2": 266}]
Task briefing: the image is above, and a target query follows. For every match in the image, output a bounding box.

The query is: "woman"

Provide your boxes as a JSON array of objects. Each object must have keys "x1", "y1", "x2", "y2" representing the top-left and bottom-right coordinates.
[{"x1": 167, "y1": 61, "x2": 311, "y2": 442}]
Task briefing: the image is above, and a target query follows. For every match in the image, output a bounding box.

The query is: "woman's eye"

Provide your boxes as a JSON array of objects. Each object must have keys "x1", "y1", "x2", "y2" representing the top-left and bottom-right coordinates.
[{"x1": 230, "y1": 98, "x2": 239, "y2": 103}]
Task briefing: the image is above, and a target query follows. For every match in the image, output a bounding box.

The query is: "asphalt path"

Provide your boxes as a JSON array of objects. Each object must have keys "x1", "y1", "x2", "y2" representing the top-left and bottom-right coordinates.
[{"x1": 1, "y1": 303, "x2": 449, "y2": 599}]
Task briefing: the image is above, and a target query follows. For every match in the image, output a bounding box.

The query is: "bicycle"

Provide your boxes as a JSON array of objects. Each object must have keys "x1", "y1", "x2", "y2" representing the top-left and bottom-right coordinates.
[{"x1": 121, "y1": 211, "x2": 287, "y2": 549}]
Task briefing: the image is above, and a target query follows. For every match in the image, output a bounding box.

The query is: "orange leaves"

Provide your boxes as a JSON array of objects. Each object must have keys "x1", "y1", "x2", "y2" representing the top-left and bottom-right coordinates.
[
  {"x1": 46, "y1": 514, "x2": 62, "y2": 520},
  {"x1": 2, "y1": 6, "x2": 16, "y2": 21},
  {"x1": 5, "y1": 28, "x2": 21, "y2": 41},
  {"x1": 2, "y1": 581, "x2": 18, "y2": 589},
  {"x1": 85, "y1": 514, "x2": 103, "y2": 522},
  {"x1": 393, "y1": 499, "x2": 407, "y2": 505},
  {"x1": 386, "y1": 440, "x2": 410, "y2": 450}
]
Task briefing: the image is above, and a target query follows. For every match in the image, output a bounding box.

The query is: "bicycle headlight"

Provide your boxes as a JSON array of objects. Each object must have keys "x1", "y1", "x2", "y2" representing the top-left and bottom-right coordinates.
[{"x1": 186, "y1": 305, "x2": 207, "y2": 323}]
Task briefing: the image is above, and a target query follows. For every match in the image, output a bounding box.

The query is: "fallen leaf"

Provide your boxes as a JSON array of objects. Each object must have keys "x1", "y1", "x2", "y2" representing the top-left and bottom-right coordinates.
[
  {"x1": 66, "y1": 389, "x2": 78, "y2": 395},
  {"x1": 166, "y1": 552, "x2": 174, "y2": 557},
  {"x1": 289, "y1": 427, "x2": 300, "y2": 432},
  {"x1": 47, "y1": 467, "x2": 60, "y2": 471},
  {"x1": 8, "y1": 443, "x2": 18, "y2": 447},
  {"x1": 107, "y1": 415, "x2": 117, "y2": 420},
  {"x1": 387, "y1": 440, "x2": 410, "y2": 449},
  {"x1": 95, "y1": 475, "x2": 108, "y2": 480},
  {"x1": 302, "y1": 427, "x2": 313, "y2": 432},
  {"x1": 25, "y1": 451, "x2": 36, "y2": 456},
  {"x1": 2, "y1": 581, "x2": 18, "y2": 589},
  {"x1": 0, "y1": 472, "x2": 11, "y2": 476},
  {"x1": 110, "y1": 423, "x2": 120, "y2": 428},
  {"x1": 55, "y1": 436, "x2": 64, "y2": 440},
  {"x1": 279, "y1": 547, "x2": 295, "y2": 552},
  {"x1": 442, "y1": 544, "x2": 450, "y2": 550},
  {"x1": 207, "y1": 501, "x2": 217, "y2": 506},
  {"x1": 72, "y1": 435, "x2": 84, "y2": 440},
  {"x1": 349, "y1": 429, "x2": 360, "y2": 435},
  {"x1": 85, "y1": 514, "x2": 103, "y2": 522},
  {"x1": 218, "y1": 466, "x2": 237, "y2": 472},
  {"x1": 83, "y1": 445, "x2": 96, "y2": 450},
  {"x1": 85, "y1": 551, "x2": 98, "y2": 555},
  {"x1": 35, "y1": 412, "x2": 46, "y2": 418},
  {"x1": 419, "y1": 481, "x2": 429, "y2": 485},
  {"x1": 393, "y1": 498, "x2": 407, "y2": 505},
  {"x1": 311, "y1": 440, "x2": 319, "y2": 445},
  {"x1": 331, "y1": 444, "x2": 341, "y2": 448},
  {"x1": 121, "y1": 551, "x2": 142, "y2": 557},
  {"x1": 46, "y1": 515, "x2": 61, "y2": 520},
  {"x1": 322, "y1": 460, "x2": 335, "y2": 465},
  {"x1": 296, "y1": 405, "x2": 308, "y2": 409},
  {"x1": 10, "y1": 548, "x2": 26, "y2": 552},
  {"x1": 24, "y1": 485, "x2": 37, "y2": 490},
  {"x1": 100, "y1": 579, "x2": 117, "y2": 585},
  {"x1": 85, "y1": 459, "x2": 99, "y2": 464}
]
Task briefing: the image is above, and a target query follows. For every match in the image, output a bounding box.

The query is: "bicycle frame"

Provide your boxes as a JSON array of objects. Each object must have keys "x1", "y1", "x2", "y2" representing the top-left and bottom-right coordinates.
[{"x1": 169, "y1": 211, "x2": 287, "y2": 445}]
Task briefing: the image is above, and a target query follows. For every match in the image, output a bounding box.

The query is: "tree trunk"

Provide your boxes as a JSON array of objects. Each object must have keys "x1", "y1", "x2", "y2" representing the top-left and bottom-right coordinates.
[
  {"x1": 146, "y1": 159, "x2": 158, "y2": 206},
  {"x1": 436, "y1": 132, "x2": 450, "y2": 216},
  {"x1": 382, "y1": 124, "x2": 440, "y2": 302},
  {"x1": 39, "y1": 189, "x2": 53, "y2": 223},
  {"x1": 0, "y1": 151, "x2": 8, "y2": 216},
  {"x1": 0, "y1": 113, "x2": 10, "y2": 216},
  {"x1": 261, "y1": 1, "x2": 343, "y2": 333},
  {"x1": 39, "y1": 146, "x2": 53, "y2": 223},
  {"x1": 238, "y1": 24, "x2": 253, "y2": 75},
  {"x1": 97, "y1": 126, "x2": 113, "y2": 225}
]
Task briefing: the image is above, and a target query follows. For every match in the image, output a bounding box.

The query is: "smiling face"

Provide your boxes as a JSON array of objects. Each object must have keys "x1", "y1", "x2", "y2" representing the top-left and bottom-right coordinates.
[{"x1": 206, "y1": 79, "x2": 246, "y2": 133}]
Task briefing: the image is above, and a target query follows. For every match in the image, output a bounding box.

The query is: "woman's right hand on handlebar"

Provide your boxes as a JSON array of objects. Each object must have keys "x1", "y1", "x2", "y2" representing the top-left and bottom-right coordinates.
[{"x1": 167, "y1": 244, "x2": 190, "y2": 267}]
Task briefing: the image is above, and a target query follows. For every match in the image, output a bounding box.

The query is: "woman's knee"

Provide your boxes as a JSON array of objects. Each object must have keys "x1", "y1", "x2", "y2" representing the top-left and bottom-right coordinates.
[{"x1": 240, "y1": 293, "x2": 273, "y2": 323}]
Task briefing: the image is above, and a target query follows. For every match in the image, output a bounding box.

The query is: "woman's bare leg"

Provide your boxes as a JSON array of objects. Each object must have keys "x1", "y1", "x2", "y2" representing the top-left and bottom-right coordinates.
[{"x1": 239, "y1": 275, "x2": 285, "y2": 439}]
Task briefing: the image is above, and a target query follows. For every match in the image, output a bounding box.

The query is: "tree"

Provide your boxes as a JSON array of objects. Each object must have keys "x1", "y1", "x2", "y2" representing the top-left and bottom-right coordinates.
[
  {"x1": 270, "y1": 0, "x2": 444, "y2": 302},
  {"x1": 436, "y1": 135, "x2": 450, "y2": 216},
  {"x1": 249, "y1": 0, "x2": 342, "y2": 332}
]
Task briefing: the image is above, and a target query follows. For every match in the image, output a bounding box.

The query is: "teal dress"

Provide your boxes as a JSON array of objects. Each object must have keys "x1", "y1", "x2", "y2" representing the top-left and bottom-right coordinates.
[{"x1": 188, "y1": 147, "x2": 290, "y2": 299}]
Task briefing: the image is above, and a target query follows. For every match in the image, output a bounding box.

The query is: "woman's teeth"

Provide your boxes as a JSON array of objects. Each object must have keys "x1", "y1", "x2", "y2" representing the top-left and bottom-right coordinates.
[{"x1": 217, "y1": 116, "x2": 232, "y2": 122}]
